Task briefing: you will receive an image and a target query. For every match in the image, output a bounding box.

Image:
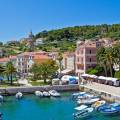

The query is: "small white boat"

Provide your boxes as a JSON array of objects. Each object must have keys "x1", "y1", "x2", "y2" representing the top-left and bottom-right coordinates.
[
  {"x1": 77, "y1": 94, "x2": 94, "y2": 99},
  {"x1": 74, "y1": 105, "x2": 88, "y2": 111},
  {"x1": 43, "y1": 91, "x2": 51, "y2": 97},
  {"x1": 73, "y1": 107, "x2": 94, "y2": 119},
  {"x1": 0, "y1": 95, "x2": 3, "y2": 102},
  {"x1": 72, "y1": 92, "x2": 86, "y2": 100},
  {"x1": 77, "y1": 98, "x2": 100, "y2": 105},
  {"x1": 93, "y1": 100, "x2": 106, "y2": 110},
  {"x1": 16, "y1": 92, "x2": 23, "y2": 99},
  {"x1": 49, "y1": 90, "x2": 60, "y2": 97},
  {"x1": 35, "y1": 91, "x2": 43, "y2": 97}
]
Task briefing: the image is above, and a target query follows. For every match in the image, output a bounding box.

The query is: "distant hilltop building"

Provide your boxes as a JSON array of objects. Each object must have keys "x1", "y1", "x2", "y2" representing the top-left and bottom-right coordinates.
[{"x1": 34, "y1": 38, "x2": 44, "y2": 46}]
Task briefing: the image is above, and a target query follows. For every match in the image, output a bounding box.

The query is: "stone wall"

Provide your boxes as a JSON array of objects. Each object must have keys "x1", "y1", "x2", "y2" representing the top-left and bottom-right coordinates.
[{"x1": 0, "y1": 85, "x2": 79, "y2": 95}]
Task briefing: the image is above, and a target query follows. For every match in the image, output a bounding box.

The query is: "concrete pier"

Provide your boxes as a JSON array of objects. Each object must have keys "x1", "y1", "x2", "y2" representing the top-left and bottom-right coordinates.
[
  {"x1": 80, "y1": 82, "x2": 120, "y2": 104},
  {"x1": 0, "y1": 85, "x2": 79, "y2": 95}
]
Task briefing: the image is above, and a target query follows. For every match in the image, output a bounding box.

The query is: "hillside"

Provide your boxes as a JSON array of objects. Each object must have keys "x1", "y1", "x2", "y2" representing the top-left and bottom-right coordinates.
[{"x1": 35, "y1": 24, "x2": 120, "y2": 41}]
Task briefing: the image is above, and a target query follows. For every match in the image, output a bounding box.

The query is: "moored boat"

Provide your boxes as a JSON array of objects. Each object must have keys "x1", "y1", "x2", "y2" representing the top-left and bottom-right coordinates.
[
  {"x1": 35, "y1": 91, "x2": 43, "y2": 97},
  {"x1": 73, "y1": 106, "x2": 94, "y2": 119},
  {"x1": 49, "y1": 90, "x2": 60, "y2": 97},
  {"x1": 99, "y1": 102, "x2": 120, "y2": 115},
  {"x1": 0, "y1": 95, "x2": 3, "y2": 102},
  {"x1": 43, "y1": 91, "x2": 51, "y2": 97},
  {"x1": 72, "y1": 92, "x2": 86, "y2": 100},
  {"x1": 77, "y1": 98, "x2": 100, "y2": 105},
  {"x1": 16, "y1": 92, "x2": 23, "y2": 99},
  {"x1": 93, "y1": 100, "x2": 106, "y2": 110}
]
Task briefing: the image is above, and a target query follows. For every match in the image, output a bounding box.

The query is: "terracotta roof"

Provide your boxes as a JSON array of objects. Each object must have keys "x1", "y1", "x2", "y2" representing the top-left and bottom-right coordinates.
[
  {"x1": 33, "y1": 55, "x2": 50, "y2": 60},
  {"x1": 0, "y1": 58, "x2": 9, "y2": 62}
]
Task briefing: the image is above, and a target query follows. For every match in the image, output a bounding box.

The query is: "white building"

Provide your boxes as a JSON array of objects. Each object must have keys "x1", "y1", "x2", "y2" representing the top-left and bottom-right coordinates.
[{"x1": 34, "y1": 38, "x2": 44, "y2": 46}]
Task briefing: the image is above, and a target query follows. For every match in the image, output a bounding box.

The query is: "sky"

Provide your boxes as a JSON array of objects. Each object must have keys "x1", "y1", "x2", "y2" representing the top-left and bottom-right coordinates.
[{"x1": 0, "y1": 0, "x2": 120, "y2": 42}]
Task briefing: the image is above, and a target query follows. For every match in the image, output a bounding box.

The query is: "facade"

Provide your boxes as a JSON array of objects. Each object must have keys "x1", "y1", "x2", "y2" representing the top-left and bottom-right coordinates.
[
  {"x1": 0, "y1": 50, "x2": 4, "y2": 57},
  {"x1": 16, "y1": 51, "x2": 51, "y2": 77},
  {"x1": 62, "y1": 52, "x2": 75, "y2": 70},
  {"x1": 75, "y1": 40, "x2": 102, "y2": 75},
  {"x1": 34, "y1": 38, "x2": 44, "y2": 46}
]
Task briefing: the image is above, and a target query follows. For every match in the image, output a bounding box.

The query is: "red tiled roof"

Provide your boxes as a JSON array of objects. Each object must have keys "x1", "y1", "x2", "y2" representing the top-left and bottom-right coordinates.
[{"x1": 0, "y1": 58, "x2": 9, "y2": 62}]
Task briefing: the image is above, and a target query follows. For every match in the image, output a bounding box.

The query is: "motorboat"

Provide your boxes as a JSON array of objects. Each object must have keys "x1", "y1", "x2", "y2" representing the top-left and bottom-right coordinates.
[
  {"x1": 16, "y1": 92, "x2": 23, "y2": 99},
  {"x1": 74, "y1": 105, "x2": 88, "y2": 111},
  {"x1": 77, "y1": 98, "x2": 100, "y2": 105},
  {"x1": 49, "y1": 90, "x2": 60, "y2": 97},
  {"x1": 72, "y1": 92, "x2": 86, "y2": 100},
  {"x1": 0, "y1": 112, "x2": 3, "y2": 120},
  {"x1": 35, "y1": 91, "x2": 43, "y2": 97},
  {"x1": 73, "y1": 105, "x2": 94, "y2": 119},
  {"x1": 98, "y1": 102, "x2": 120, "y2": 115},
  {"x1": 77, "y1": 94, "x2": 94, "y2": 99},
  {"x1": 92, "y1": 100, "x2": 106, "y2": 110},
  {"x1": 0, "y1": 95, "x2": 3, "y2": 102},
  {"x1": 43, "y1": 91, "x2": 51, "y2": 97}
]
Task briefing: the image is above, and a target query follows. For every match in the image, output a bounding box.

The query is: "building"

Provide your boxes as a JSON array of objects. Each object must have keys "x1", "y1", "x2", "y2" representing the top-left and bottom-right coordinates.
[
  {"x1": 0, "y1": 50, "x2": 4, "y2": 57},
  {"x1": 61, "y1": 52, "x2": 75, "y2": 74},
  {"x1": 16, "y1": 51, "x2": 51, "y2": 77},
  {"x1": 34, "y1": 38, "x2": 44, "y2": 46},
  {"x1": 0, "y1": 56, "x2": 17, "y2": 66},
  {"x1": 75, "y1": 40, "x2": 102, "y2": 75}
]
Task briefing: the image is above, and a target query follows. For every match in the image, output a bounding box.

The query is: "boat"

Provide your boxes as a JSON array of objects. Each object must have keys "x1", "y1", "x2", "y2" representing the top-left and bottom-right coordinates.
[
  {"x1": 0, "y1": 95, "x2": 3, "y2": 102},
  {"x1": 77, "y1": 93, "x2": 94, "y2": 99},
  {"x1": 93, "y1": 100, "x2": 106, "y2": 110},
  {"x1": 77, "y1": 98, "x2": 100, "y2": 105},
  {"x1": 73, "y1": 107, "x2": 94, "y2": 119},
  {"x1": 72, "y1": 92, "x2": 86, "y2": 100},
  {"x1": 0, "y1": 112, "x2": 3, "y2": 120},
  {"x1": 16, "y1": 92, "x2": 23, "y2": 99},
  {"x1": 35, "y1": 91, "x2": 43, "y2": 97},
  {"x1": 43, "y1": 91, "x2": 51, "y2": 97},
  {"x1": 49, "y1": 90, "x2": 60, "y2": 97},
  {"x1": 99, "y1": 103, "x2": 120, "y2": 115}
]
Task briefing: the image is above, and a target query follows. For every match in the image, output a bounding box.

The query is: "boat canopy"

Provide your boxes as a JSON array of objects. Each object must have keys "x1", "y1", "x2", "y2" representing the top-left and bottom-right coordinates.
[{"x1": 74, "y1": 105, "x2": 88, "y2": 111}]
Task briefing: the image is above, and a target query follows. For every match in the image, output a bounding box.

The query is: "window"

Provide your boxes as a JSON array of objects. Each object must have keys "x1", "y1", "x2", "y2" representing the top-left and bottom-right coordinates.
[
  {"x1": 81, "y1": 50, "x2": 83, "y2": 54},
  {"x1": 89, "y1": 50, "x2": 91, "y2": 54},
  {"x1": 89, "y1": 58, "x2": 91, "y2": 62}
]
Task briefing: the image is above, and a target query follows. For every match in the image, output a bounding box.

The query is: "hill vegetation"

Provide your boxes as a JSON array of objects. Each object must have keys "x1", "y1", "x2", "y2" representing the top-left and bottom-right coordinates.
[{"x1": 1, "y1": 24, "x2": 120, "y2": 56}]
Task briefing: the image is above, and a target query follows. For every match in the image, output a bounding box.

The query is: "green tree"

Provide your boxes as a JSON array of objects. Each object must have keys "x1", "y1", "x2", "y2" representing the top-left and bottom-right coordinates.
[
  {"x1": 5, "y1": 61, "x2": 16, "y2": 85},
  {"x1": 97, "y1": 47, "x2": 108, "y2": 77},
  {"x1": 31, "y1": 60, "x2": 58, "y2": 84}
]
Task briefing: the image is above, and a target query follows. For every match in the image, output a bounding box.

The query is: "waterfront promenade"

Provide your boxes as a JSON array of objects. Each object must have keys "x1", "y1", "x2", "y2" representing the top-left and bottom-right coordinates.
[{"x1": 82, "y1": 82, "x2": 120, "y2": 97}]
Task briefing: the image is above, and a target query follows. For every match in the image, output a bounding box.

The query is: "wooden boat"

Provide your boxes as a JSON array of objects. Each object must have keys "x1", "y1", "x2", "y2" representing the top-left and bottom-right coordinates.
[
  {"x1": 16, "y1": 92, "x2": 23, "y2": 99},
  {"x1": 49, "y1": 90, "x2": 60, "y2": 97},
  {"x1": 73, "y1": 107, "x2": 94, "y2": 119},
  {"x1": 93, "y1": 100, "x2": 106, "y2": 110},
  {"x1": 35, "y1": 91, "x2": 43, "y2": 97}
]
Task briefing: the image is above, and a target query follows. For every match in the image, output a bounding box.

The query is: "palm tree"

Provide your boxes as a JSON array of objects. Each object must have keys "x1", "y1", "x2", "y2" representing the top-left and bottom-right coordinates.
[
  {"x1": 105, "y1": 47, "x2": 114, "y2": 77},
  {"x1": 112, "y1": 44, "x2": 120, "y2": 71},
  {"x1": 0, "y1": 65, "x2": 5, "y2": 74},
  {"x1": 5, "y1": 61, "x2": 16, "y2": 85},
  {"x1": 97, "y1": 47, "x2": 108, "y2": 77}
]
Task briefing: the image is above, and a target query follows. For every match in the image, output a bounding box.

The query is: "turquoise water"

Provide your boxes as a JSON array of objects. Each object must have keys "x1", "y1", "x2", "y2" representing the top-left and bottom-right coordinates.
[{"x1": 0, "y1": 92, "x2": 120, "y2": 120}]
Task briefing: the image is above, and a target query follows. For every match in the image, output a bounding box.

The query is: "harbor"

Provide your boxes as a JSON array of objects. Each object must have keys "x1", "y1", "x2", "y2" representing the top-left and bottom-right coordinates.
[{"x1": 0, "y1": 91, "x2": 120, "y2": 120}]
